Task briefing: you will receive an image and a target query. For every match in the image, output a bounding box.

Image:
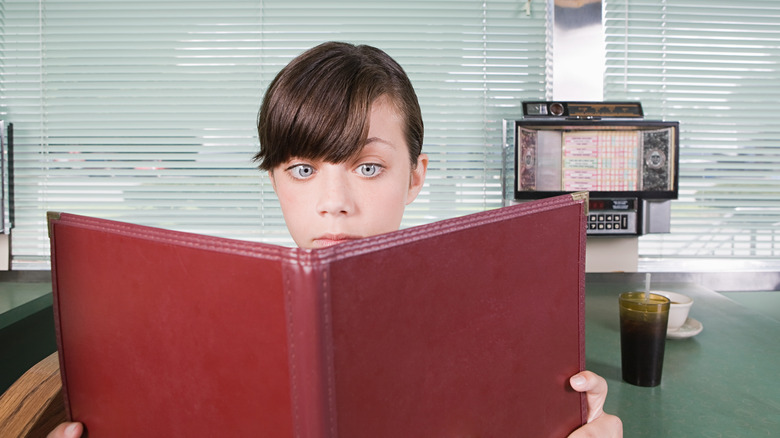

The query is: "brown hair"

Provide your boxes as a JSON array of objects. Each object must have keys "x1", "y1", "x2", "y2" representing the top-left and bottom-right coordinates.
[{"x1": 254, "y1": 42, "x2": 423, "y2": 170}]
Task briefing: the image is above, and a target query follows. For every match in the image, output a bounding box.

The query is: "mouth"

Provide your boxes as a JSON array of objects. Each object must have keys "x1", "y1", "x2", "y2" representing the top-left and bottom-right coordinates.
[{"x1": 312, "y1": 234, "x2": 362, "y2": 248}]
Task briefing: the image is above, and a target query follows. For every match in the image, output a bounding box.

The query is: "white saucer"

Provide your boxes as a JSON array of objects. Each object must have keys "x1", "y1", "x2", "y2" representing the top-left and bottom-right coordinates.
[{"x1": 667, "y1": 317, "x2": 703, "y2": 339}]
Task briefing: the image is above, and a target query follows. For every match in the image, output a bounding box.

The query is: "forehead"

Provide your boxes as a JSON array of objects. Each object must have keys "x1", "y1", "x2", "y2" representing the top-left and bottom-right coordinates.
[
  {"x1": 368, "y1": 97, "x2": 403, "y2": 132},
  {"x1": 347, "y1": 98, "x2": 408, "y2": 157}
]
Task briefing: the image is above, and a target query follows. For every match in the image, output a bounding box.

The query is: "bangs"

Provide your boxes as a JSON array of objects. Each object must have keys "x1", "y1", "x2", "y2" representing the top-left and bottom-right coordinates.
[
  {"x1": 255, "y1": 42, "x2": 422, "y2": 171},
  {"x1": 256, "y1": 47, "x2": 378, "y2": 170},
  {"x1": 261, "y1": 66, "x2": 371, "y2": 168}
]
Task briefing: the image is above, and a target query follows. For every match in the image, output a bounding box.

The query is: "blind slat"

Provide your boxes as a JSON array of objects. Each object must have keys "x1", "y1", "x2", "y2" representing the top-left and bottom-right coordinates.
[
  {"x1": 0, "y1": 0, "x2": 547, "y2": 266},
  {"x1": 605, "y1": 0, "x2": 780, "y2": 262}
]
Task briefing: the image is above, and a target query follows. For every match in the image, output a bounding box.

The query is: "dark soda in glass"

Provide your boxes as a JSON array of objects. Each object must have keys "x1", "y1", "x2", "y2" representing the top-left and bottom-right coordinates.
[{"x1": 619, "y1": 292, "x2": 670, "y2": 387}]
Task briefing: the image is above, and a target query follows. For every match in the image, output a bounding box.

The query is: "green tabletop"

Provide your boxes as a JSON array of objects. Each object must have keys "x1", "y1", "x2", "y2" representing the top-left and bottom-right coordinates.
[
  {"x1": 0, "y1": 273, "x2": 56, "y2": 394},
  {"x1": 585, "y1": 281, "x2": 780, "y2": 437},
  {"x1": 0, "y1": 281, "x2": 53, "y2": 331}
]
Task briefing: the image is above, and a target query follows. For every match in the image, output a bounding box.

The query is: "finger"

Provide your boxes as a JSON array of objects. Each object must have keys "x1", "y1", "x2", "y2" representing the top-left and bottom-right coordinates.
[
  {"x1": 567, "y1": 413, "x2": 623, "y2": 438},
  {"x1": 569, "y1": 370, "x2": 608, "y2": 423},
  {"x1": 47, "y1": 422, "x2": 83, "y2": 438}
]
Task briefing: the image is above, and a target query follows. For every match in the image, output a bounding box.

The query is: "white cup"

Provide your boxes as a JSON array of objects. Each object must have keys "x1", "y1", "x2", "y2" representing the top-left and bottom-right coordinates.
[{"x1": 655, "y1": 291, "x2": 693, "y2": 331}]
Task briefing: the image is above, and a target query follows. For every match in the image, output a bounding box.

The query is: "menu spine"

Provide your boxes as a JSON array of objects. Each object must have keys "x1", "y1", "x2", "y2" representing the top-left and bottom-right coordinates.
[{"x1": 282, "y1": 255, "x2": 335, "y2": 438}]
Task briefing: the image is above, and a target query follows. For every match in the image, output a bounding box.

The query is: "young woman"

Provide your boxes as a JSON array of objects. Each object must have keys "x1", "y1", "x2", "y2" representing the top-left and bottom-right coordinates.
[{"x1": 49, "y1": 42, "x2": 621, "y2": 438}]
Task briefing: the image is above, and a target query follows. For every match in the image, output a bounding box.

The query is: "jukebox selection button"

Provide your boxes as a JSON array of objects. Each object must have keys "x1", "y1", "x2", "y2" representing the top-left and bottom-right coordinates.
[{"x1": 586, "y1": 211, "x2": 635, "y2": 234}]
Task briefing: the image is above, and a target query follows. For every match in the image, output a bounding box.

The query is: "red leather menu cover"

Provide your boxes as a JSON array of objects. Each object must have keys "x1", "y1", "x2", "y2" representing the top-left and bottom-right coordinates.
[{"x1": 48, "y1": 194, "x2": 587, "y2": 437}]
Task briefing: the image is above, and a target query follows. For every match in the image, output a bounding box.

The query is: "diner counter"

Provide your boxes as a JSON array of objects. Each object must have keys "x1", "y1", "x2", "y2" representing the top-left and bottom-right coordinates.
[
  {"x1": 0, "y1": 272, "x2": 57, "y2": 393},
  {"x1": 585, "y1": 280, "x2": 780, "y2": 437},
  {"x1": 0, "y1": 279, "x2": 52, "y2": 330}
]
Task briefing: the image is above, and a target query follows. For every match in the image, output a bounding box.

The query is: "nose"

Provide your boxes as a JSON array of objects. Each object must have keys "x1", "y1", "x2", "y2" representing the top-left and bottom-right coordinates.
[{"x1": 315, "y1": 166, "x2": 355, "y2": 216}]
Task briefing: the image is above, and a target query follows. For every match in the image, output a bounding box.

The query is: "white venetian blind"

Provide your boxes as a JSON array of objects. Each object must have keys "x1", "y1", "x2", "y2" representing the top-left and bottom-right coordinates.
[
  {"x1": 604, "y1": 0, "x2": 780, "y2": 265},
  {"x1": 0, "y1": 0, "x2": 548, "y2": 268}
]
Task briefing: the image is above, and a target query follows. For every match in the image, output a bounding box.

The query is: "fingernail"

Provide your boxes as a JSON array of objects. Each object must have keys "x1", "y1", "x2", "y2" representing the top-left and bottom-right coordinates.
[{"x1": 65, "y1": 423, "x2": 79, "y2": 437}]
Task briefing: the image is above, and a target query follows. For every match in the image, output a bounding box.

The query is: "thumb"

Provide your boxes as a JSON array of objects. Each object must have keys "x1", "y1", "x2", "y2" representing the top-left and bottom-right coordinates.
[{"x1": 47, "y1": 422, "x2": 83, "y2": 438}]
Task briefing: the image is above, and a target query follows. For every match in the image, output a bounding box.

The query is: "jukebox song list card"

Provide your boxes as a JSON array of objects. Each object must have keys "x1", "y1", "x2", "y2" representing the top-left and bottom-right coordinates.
[{"x1": 562, "y1": 131, "x2": 639, "y2": 191}]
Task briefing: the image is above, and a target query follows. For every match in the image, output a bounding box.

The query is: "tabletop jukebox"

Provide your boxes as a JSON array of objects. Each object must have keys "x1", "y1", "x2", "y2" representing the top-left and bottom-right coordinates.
[{"x1": 511, "y1": 101, "x2": 679, "y2": 236}]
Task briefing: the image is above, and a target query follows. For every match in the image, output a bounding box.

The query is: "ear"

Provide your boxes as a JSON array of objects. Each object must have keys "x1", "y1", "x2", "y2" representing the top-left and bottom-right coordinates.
[
  {"x1": 406, "y1": 153, "x2": 428, "y2": 205},
  {"x1": 268, "y1": 170, "x2": 278, "y2": 193}
]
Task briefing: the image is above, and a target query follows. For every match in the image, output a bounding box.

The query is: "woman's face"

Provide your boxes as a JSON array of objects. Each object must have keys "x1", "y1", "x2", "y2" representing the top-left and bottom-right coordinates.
[{"x1": 269, "y1": 97, "x2": 428, "y2": 249}]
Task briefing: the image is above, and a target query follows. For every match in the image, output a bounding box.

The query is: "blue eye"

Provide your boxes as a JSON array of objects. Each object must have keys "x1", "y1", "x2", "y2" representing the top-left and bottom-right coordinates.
[
  {"x1": 290, "y1": 164, "x2": 314, "y2": 179},
  {"x1": 357, "y1": 163, "x2": 380, "y2": 177}
]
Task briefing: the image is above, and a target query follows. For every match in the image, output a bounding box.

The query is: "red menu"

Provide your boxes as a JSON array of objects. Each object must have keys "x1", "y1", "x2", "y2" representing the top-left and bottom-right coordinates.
[{"x1": 49, "y1": 194, "x2": 587, "y2": 437}]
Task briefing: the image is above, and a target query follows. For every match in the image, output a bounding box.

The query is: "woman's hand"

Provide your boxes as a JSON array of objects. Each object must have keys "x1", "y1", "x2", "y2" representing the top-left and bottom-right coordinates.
[
  {"x1": 567, "y1": 370, "x2": 623, "y2": 437},
  {"x1": 46, "y1": 422, "x2": 83, "y2": 438}
]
